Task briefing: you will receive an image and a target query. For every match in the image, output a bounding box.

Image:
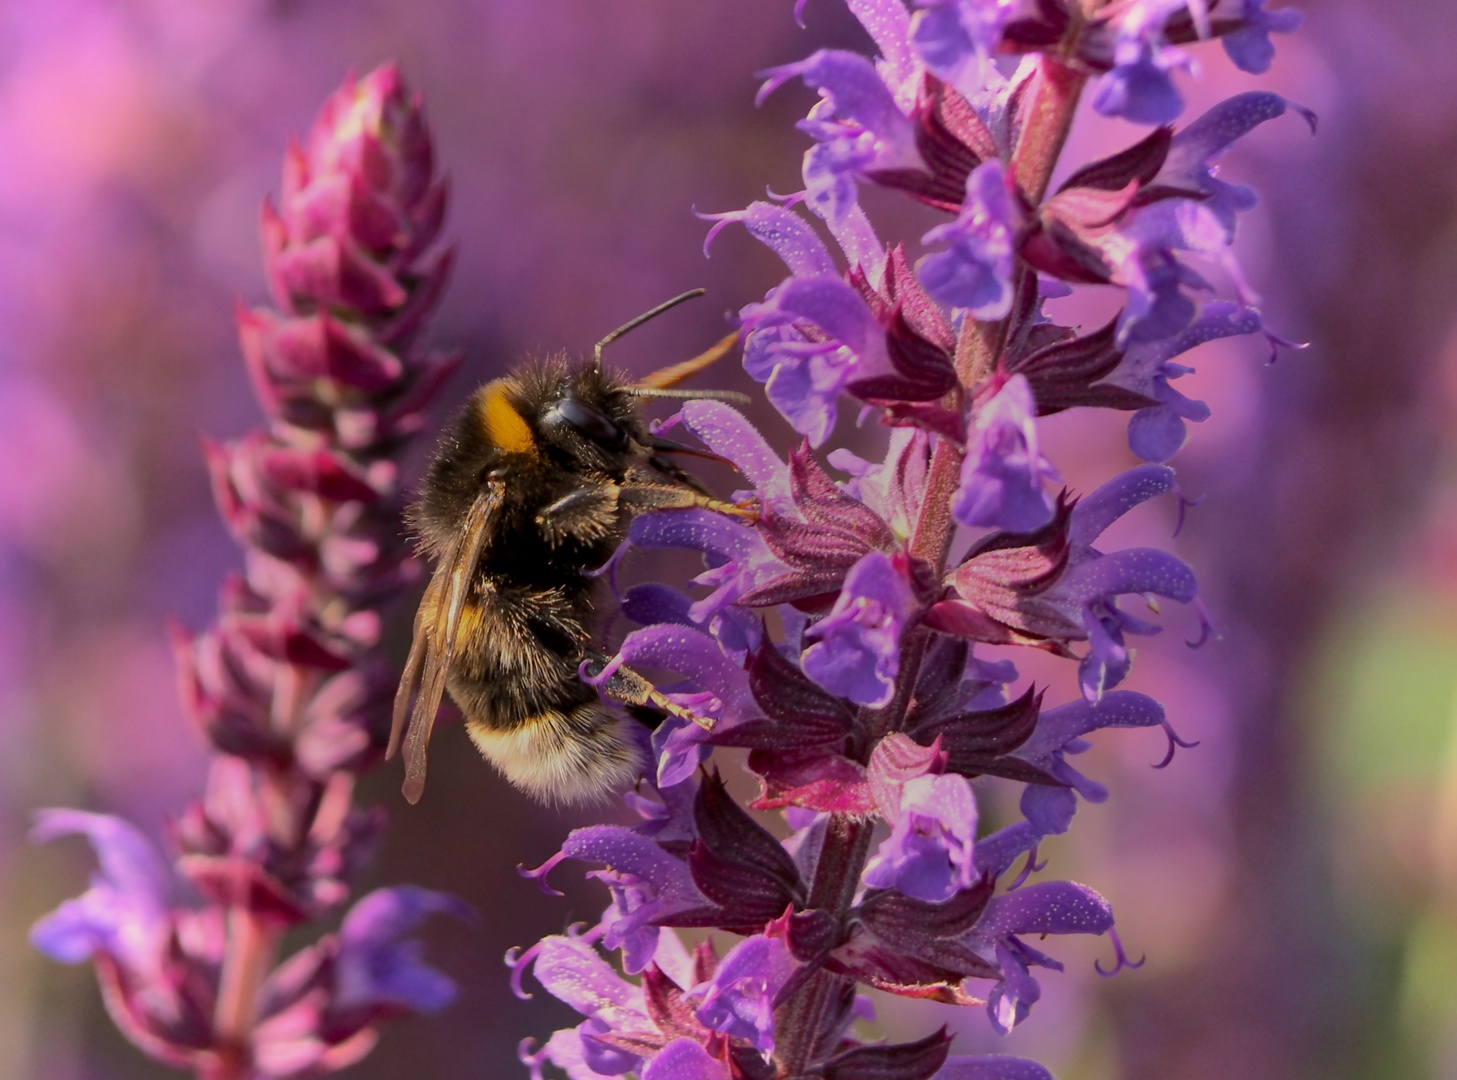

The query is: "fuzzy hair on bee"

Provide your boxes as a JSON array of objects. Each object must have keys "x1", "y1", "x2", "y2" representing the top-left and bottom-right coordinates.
[{"x1": 388, "y1": 290, "x2": 752, "y2": 805}]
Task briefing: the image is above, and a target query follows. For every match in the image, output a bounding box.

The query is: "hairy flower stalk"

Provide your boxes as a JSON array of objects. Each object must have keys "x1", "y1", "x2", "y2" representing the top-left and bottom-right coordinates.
[
  {"x1": 30, "y1": 66, "x2": 464, "y2": 1080},
  {"x1": 514, "y1": 2, "x2": 1305, "y2": 1079}
]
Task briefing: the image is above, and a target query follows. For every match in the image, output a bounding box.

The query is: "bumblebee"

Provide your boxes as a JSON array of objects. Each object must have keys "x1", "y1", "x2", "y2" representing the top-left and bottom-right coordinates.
[{"x1": 388, "y1": 290, "x2": 751, "y2": 805}]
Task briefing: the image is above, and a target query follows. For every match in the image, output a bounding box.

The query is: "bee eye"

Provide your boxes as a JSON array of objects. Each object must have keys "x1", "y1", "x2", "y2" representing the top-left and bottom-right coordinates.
[{"x1": 556, "y1": 398, "x2": 626, "y2": 446}]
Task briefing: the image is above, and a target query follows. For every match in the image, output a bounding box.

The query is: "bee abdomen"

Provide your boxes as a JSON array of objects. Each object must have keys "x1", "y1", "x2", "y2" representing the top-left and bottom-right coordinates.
[{"x1": 464, "y1": 703, "x2": 642, "y2": 805}]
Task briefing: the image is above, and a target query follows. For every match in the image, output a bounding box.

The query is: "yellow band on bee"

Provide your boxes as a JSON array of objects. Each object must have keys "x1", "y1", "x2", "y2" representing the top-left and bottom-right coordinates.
[{"x1": 478, "y1": 379, "x2": 538, "y2": 457}]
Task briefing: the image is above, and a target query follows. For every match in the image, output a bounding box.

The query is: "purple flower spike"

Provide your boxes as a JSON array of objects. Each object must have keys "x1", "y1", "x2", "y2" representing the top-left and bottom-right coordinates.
[
  {"x1": 689, "y1": 933, "x2": 797, "y2": 1054},
  {"x1": 954, "y1": 376, "x2": 1061, "y2": 534},
  {"x1": 918, "y1": 160, "x2": 1017, "y2": 320},
  {"x1": 802, "y1": 550, "x2": 921, "y2": 706},
  {"x1": 334, "y1": 886, "x2": 470, "y2": 1013},
  {"x1": 30, "y1": 811, "x2": 171, "y2": 972}
]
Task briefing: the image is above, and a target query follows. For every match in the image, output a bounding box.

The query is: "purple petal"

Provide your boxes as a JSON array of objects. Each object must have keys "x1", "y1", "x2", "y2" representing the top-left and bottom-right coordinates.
[
  {"x1": 910, "y1": 0, "x2": 1009, "y2": 86},
  {"x1": 579, "y1": 1016, "x2": 643, "y2": 1076},
  {"x1": 690, "y1": 934, "x2": 797, "y2": 1053},
  {"x1": 1062, "y1": 547, "x2": 1198, "y2": 605},
  {"x1": 765, "y1": 348, "x2": 854, "y2": 447},
  {"x1": 532, "y1": 934, "x2": 644, "y2": 1017},
  {"x1": 758, "y1": 50, "x2": 920, "y2": 223},
  {"x1": 30, "y1": 810, "x2": 171, "y2": 969},
  {"x1": 1128, "y1": 401, "x2": 1192, "y2": 462},
  {"x1": 1092, "y1": 38, "x2": 1188, "y2": 125},
  {"x1": 863, "y1": 772, "x2": 979, "y2": 901},
  {"x1": 760, "y1": 50, "x2": 911, "y2": 143},
  {"x1": 1069, "y1": 465, "x2": 1177, "y2": 547},
  {"x1": 642, "y1": 1038, "x2": 731, "y2": 1080},
  {"x1": 918, "y1": 161, "x2": 1016, "y2": 319},
  {"x1": 563, "y1": 827, "x2": 699, "y2": 897},
  {"x1": 614, "y1": 624, "x2": 760, "y2": 725},
  {"x1": 987, "y1": 941, "x2": 1041, "y2": 1033},
  {"x1": 1221, "y1": 1, "x2": 1303, "y2": 75},
  {"x1": 1020, "y1": 784, "x2": 1077, "y2": 837},
  {"x1": 1108, "y1": 302, "x2": 1261, "y2": 399},
  {"x1": 802, "y1": 550, "x2": 920, "y2": 706},
  {"x1": 822, "y1": 202, "x2": 886, "y2": 275},
  {"x1": 753, "y1": 274, "x2": 882, "y2": 356},
  {"x1": 974, "y1": 881, "x2": 1115, "y2": 938},
  {"x1": 1018, "y1": 692, "x2": 1166, "y2": 763},
  {"x1": 973, "y1": 820, "x2": 1043, "y2": 880},
  {"x1": 335, "y1": 886, "x2": 469, "y2": 1013},
  {"x1": 954, "y1": 376, "x2": 1059, "y2": 534},
  {"x1": 1159, "y1": 93, "x2": 1315, "y2": 235},
  {"x1": 848, "y1": 0, "x2": 917, "y2": 87},
  {"x1": 701, "y1": 201, "x2": 836, "y2": 277},
  {"x1": 681, "y1": 401, "x2": 792, "y2": 508},
  {"x1": 935, "y1": 1055, "x2": 1058, "y2": 1080}
]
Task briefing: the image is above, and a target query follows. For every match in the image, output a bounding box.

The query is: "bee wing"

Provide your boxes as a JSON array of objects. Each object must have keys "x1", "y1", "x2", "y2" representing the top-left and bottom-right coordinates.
[
  {"x1": 635, "y1": 331, "x2": 738, "y2": 389},
  {"x1": 389, "y1": 482, "x2": 502, "y2": 804}
]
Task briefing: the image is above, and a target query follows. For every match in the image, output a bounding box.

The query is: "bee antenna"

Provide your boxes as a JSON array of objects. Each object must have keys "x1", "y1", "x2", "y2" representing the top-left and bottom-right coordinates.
[
  {"x1": 594, "y1": 288, "x2": 707, "y2": 372},
  {"x1": 627, "y1": 386, "x2": 751, "y2": 405}
]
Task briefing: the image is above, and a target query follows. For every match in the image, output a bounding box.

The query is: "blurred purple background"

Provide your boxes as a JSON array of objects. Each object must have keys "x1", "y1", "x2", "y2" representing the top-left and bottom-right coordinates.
[{"x1": 7, "y1": 2, "x2": 1457, "y2": 1079}]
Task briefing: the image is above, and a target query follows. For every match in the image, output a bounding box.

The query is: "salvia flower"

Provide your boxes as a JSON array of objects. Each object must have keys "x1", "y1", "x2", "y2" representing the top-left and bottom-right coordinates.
[
  {"x1": 32, "y1": 64, "x2": 461, "y2": 1078},
  {"x1": 507, "y1": 1, "x2": 1306, "y2": 1078},
  {"x1": 953, "y1": 374, "x2": 1060, "y2": 534},
  {"x1": 918, "y1": 160, "x2": 1018, "y2": 320}
]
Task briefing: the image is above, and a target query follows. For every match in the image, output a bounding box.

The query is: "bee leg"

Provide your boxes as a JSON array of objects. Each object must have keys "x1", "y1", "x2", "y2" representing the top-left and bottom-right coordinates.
[
  {"x1": 585, "y1": 655, "x2": 717, "y2": 732},
  {"x1": 536, "y1": 482, "x2": 622, "y2": 546},
  {"x1": 618, "y1": 480, "x2": 758, "y2": 521}
]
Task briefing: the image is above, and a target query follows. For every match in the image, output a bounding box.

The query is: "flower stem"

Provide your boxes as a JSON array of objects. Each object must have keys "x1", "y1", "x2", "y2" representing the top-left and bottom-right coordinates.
[
  {"x1": 209, "y1": 906, "x2": 281, "y2": 1080},
  {"x1": 1009, "y1": 57, "x2": 1087, "y2": 206}
]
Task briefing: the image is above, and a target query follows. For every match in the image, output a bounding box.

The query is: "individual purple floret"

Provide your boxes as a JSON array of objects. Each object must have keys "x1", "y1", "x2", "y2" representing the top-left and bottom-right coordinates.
[
  {"x1": 32, "y1": 65, "x2": 461, "y2": 1080},
  {"x1": 953, "y1": 375, "x2": 1060, "y2": 534},
  {"x1": 918, "y1": 160, "x2": 1018, "y2": 320},
  {"x1": 861, "y1": 736, "x2": 979, "y2": 902},
  {"x1": 31, "y1": 810, "x2": 171, "y2": 973},
  {"x1": 1090, "y1": 1, "x2": 1194, "y2": 125},
  {"x1": 908, "y1": 0, "x2": 1013, "y2": 89},
  {"x1": 802, "y1": 550, "x2": 921, "y2": 706},
  {"x1": 688, "y1": 933, "x2": 798, "y2": 1053}
]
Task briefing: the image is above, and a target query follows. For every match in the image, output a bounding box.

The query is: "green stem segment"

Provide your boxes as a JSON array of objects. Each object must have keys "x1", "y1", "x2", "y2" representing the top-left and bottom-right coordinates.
[{"x1": 772, "y1": 54, "x2": 1090, "y2": 1078}]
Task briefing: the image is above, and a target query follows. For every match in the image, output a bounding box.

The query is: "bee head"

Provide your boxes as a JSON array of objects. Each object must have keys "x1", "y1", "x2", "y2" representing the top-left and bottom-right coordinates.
[{"x1": 533, "y1": 364, "x2": 644, "y2": 466}]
